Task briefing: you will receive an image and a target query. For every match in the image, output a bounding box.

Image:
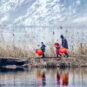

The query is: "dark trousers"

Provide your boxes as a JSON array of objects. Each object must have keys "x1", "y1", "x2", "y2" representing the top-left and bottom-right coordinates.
[
  {"x1": 42, "y1": 52, "x2": 45, "y2": 58},
  {"x1": 57, "y1": 54, "x2": 61, "y2": 58},
  {"x1": 65, "y1": 52, "x2": 69, "y2": 57}
]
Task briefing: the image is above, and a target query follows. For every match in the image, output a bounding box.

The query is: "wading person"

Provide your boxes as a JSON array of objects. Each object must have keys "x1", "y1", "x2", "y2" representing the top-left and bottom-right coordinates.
[
  {"x1": 40, "y1": 42, "x2": 46, "y2": 58},
  {"x1": 60, "y1": 35, "x2": 69, "y2": 57}
]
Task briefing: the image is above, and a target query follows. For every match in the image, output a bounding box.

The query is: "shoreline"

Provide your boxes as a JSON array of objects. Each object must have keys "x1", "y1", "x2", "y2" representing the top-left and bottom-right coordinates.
[
  {"x1": 0, "y1": 56, "x2": 87, "y2": 69},
  {"x1": 27, "y1": 57, "x2": 87, "y2": 68}
]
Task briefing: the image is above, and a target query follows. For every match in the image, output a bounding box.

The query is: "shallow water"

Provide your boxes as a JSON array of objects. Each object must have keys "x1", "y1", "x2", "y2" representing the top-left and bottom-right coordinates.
[{"x1": 0, "y1": 68, "x2": 87, "y2": 87}]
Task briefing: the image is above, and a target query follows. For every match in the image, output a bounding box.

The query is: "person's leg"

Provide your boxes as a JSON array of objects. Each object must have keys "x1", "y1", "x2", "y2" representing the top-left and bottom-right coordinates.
[
  {"x1": 42, "y1": 52, "x2": 45, "y2": 58},
  {"x1": 56, "y1": 50, "x2": 58, "y2": 58},
  {"x1": 42, "y1": 54, "x2": 44, "y2": 58},
  {"x1": 43, "y1": 53, "x2": 45, "y2": 58},
  {"x1": 65, "y1": 52, "x2": 69, "y2": 57},
  {"x1": 57, "y1": 54, "x2": 58, "y2": 58},
  {"x1": 57, "y1": 52, "x2": 61, "y2": 58}
]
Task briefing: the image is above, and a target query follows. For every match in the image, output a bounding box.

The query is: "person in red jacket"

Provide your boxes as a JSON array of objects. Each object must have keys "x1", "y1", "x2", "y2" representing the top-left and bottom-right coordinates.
[{"x1": 54, "y1": 43, "x2": 61, "y2": 58}]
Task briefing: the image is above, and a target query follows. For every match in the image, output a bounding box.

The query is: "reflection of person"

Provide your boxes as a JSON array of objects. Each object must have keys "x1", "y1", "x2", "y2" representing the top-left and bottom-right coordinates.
[
  {"x1": 56, "y1": 72, "x2": 68, "y2": 86},
  {"x1": 57, "y1": 72, "x2": 61, "y2": 85},
  {"x1": 61, "y1": 74, "x2": 68, "y2": 86},
  {"x1": 60, "y1": 35, "x2": 69, "y2": 57},
  {"x1": 42, "y1": 72, "x2": 46, "y2": 86},
  {"x1": 40, "y1": 42, "x2": 46, "y2": 58},
  {"x1": 36, "y1": 71, "x2": 43, "y2": 86},
  {"x1": 36, "y1": 71, "x2": 46, "y2": 86}
]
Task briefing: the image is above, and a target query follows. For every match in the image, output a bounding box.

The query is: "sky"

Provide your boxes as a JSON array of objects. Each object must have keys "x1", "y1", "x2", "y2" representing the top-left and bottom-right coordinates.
[{"x1": 0, "y1": 0, "x2": 87, "y2": 28}]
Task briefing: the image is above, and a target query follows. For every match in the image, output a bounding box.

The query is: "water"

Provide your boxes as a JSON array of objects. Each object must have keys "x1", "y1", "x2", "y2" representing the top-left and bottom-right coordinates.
[{"x1": 0, "y1": 68, "x2": 87, "y2": 87}]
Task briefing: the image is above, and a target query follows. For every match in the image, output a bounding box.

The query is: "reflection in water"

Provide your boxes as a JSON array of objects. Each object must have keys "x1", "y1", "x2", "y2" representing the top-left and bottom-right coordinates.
[
  {"x1": 0, "y1": 68, "x2": 87, "y2": 87},
  {"x1": 36, "y1": 71, "x2": 46, "y2": 86},
  {"x1": 57, "y1": 72, "x2": 68, "y2": 86},
  {"x1": 42, "y1": 72, "x2": 46, "y2": 86},
  {"x1": 0, "y1": 67, "x2": 27, "y2": 72},
  {"x1": 61, "y1": 74, "x2": 68, "y2": 86},
  {"x1": 57, "y1": 72, "x2": 61, "y2": 85}
]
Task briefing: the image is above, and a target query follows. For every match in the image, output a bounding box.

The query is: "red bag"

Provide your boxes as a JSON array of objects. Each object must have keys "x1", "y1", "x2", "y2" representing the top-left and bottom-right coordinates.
[
  {"x1": 36, "y1": 49, "x2": 43, "y2": 56},
  {"x1": 59, "y1": 48, "x2": 67, "y2": 53}
]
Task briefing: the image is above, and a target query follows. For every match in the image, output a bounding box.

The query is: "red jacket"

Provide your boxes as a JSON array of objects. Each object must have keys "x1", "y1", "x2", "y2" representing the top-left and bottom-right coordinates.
[{"x1": 56, "y1": 46, "x2": 60, "y2": 55}]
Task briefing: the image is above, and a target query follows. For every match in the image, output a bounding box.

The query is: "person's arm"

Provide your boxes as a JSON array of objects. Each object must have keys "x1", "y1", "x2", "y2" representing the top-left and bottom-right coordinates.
[
  {"x1": 44, "y1": 45, "x2": 46, "y2": 47},
  {"x1": 65, "y1": 39, "x2": 68, "y2": 49},
  {"x1": 62, "y1": 39, "x2": 65, "y2": 47}
]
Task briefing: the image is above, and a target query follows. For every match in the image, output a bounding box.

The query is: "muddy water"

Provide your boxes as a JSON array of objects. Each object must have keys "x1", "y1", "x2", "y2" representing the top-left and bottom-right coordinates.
[{"x1": 0, "y1": 68, "x2": 87, "y2": 87}]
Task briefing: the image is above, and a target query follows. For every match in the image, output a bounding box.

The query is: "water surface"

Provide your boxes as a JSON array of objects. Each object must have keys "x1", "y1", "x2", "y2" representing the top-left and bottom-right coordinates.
[{"x1": 0, "y1": 68, "x2": 87, "y2": 87}]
